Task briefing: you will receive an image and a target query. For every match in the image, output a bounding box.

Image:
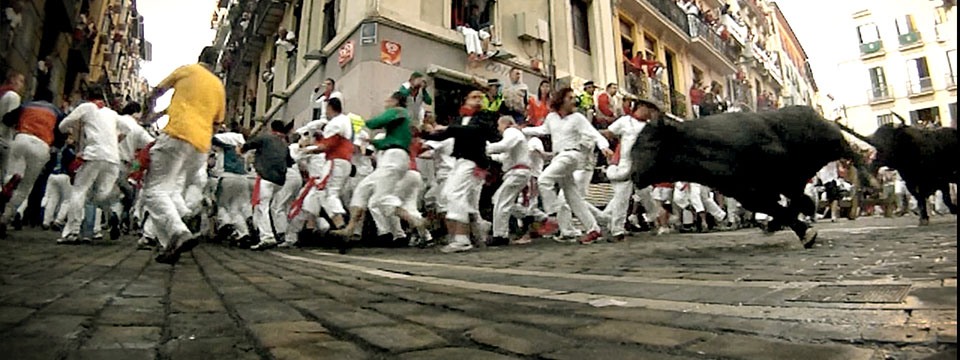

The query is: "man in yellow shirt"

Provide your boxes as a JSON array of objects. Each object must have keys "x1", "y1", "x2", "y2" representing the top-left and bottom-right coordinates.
[{"x1": 142, "y1": 46, "x2": 226, "y2": 264}]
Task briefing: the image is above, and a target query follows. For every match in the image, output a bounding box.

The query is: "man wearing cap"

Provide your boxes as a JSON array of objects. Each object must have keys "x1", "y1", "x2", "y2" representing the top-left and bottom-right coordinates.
[
  {"x1": 397, "y1": 72, "x2": 432, "y2": 127},
  {"x1": 482, "y1": 78, "x2": 503, "y2": 113}
]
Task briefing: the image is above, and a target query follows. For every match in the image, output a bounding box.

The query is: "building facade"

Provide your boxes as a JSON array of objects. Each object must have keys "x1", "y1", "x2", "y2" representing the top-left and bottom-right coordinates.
[
  {"x1": 837, "y1": 0, "x2": 957, "y2": 133},
  {"x1": 209, "y1": 0, "x2": 818, "y2": 130},
  {"x1": 0, "y1": 0, "x2": 149, "y2": 107}
]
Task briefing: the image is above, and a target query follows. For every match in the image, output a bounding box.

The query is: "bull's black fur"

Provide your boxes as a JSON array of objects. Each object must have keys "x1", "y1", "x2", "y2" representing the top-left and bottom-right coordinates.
[
  {"x1": 869, "y1": 124, "x2": 958, "y2": 224},
  {"x1": 630, "y1": 106, "x2": 867, "y2": 248}
]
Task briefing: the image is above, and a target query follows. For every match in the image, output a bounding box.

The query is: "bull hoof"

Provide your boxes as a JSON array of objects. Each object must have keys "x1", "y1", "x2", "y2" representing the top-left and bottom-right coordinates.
[
  {"x1": 919, "y1": 218, "x2": 930, "y2": 226},
  {"x1": 801, "y1": 229, "x2": 817, "y2": 249}
]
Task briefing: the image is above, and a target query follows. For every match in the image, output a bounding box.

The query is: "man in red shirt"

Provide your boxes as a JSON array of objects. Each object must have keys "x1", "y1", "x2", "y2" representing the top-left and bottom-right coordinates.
[
  {"x1": 595, "y1": 83, "x2": 623, "y2": 129},
  {"x1": 689, "y1": 78, "x2": 705, "y2": 118}
]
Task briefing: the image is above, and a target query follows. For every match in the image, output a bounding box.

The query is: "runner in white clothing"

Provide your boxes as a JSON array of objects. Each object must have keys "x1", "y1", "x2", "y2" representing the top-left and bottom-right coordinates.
[
  {"x1": 521, "y1": 87, "x2": 613, "y2": 245},
  {"x1": 486, "y1": 116, "x2": 532, "y2": 245}
]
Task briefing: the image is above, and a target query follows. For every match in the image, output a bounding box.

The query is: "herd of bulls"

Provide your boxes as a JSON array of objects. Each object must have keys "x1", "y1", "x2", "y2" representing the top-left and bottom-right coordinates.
[{"x1": 628, "y1": 105, "x2": 958, "y2": 248}]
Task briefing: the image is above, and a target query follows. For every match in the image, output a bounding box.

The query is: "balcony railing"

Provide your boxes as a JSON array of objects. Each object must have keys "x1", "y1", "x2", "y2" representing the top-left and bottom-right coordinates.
[
  {"x1": 688, "y1": 15, "x2": 739, "y2": 64},
  {"x1": 859, "y1": 40, "x2": 884, "y2": 58},
  {"x1": 898, "y1": 31, "x2": 922, "y2": 49},
  {"x1": 946, "y1": 73, "x2": 957, "y2": 89},
  {"x1": 645, "y1": 0, "x2": 690, "y2": 34},
  {"x1": 669, "y1": 90, "x2": 687, "y2": 118},
  {"x1": 906, "y1": 77, "x2": 934, "y2": 96},
  {"x1": 867, "y1": 85, "x2": 894, "y2": 103}
]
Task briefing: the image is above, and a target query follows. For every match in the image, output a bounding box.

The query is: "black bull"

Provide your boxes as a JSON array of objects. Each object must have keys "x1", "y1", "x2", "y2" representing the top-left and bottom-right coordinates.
[
  {"x1": 848, "y1": 123, "x2": 958, "y2": 224},
  {"x1": 629, "y1": 106, "x2": 873, "y2": 248}
]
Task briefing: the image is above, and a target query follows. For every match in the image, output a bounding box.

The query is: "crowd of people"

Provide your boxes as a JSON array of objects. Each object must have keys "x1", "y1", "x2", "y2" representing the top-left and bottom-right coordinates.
[{"x1": 0, "y1": 45, "x2": 951, "y2": 265}]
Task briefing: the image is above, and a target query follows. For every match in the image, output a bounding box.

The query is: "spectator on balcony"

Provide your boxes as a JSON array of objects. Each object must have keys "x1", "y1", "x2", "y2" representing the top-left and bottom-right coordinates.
[
  {"x1": 456, "y1": 4, "x2": 498, "y2": 62},
  {"x1": 634, "y1": 52, "x2": 662, "y2": 79},
  {"x1": 700, "y1": 81, "x2": 726, "y2": 117},
  {"x1": 689, "y1": 78, "x2": 705, "y2": 118},
  {"x1": 275, "y1": 28, "x2": 297, "y2": 57},
  {"x1": 595, "y1": 83, "x2": 624, "y2": 129},
  {"x1": 526, "y1": 80, "x2": 551, "y2": 126}
]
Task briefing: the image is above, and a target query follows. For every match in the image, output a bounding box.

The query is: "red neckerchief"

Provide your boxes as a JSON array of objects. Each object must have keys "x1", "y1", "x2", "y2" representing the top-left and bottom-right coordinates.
[
  {"x1": 91, "y1": 100, "x2": 107, "y2": 109},
  {"x1": 0, "y1": 85, "x2": 16, "y2": 97},
  {"x1": 323, "y1": 90, "x2": 331, "y2": 99},
  {"x1": 459, "y1": 106, "x2": 477, "y2": 116}
]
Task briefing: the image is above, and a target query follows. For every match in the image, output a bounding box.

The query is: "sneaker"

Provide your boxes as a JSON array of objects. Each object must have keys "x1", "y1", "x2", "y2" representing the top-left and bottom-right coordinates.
[
  {"x1": 250, "y1": 239, "x2": 277, "y2": 251},
  {"x1": 440, "y1": 241, "x2": 473, "y2": 253},
  {"x1": 511, "y1": 236, "x2": 533, "y2": 245},
  {"x1": 79, "y1": 236, "x2": 93, "y2": 244},
  {"x1": 535, "y1": 219, "x2": 559, "y2": 236},
  {"x1": 552, "y1": 235, "x2": 578, "y2": 243},
  {"x1": 57, "y1": 234, "x2": 79, "y2": 245},
  {"x1": 627, "y1": 214, "x2": 641, "y2": 228},
  {"x1": 92, "y1": 233, "x2": 104, "y2": 241},
  {"x1": 278, "y1": 239, "x2": 298, "y2": 248},
  {"x1": 579, "y1": 231, "x2": 602, "y2": 245},
  {"x1": 108, "y1": 214, "x2": 121, "y2": 240},
  {"x1": 656, "y1": 227, "x2": 672, "y2": 236}
]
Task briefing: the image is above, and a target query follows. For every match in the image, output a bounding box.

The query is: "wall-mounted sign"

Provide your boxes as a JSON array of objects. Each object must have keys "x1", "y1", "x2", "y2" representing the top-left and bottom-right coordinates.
[
  {"x1": 338, "y1": 40, "x2": 355, "y2": 67},
  {"x1": 360, "y1": 23, "x2": 378, "y2": 45},
  {"x1": 380, "y1": 40, "x2": 401, "y2": 65}
]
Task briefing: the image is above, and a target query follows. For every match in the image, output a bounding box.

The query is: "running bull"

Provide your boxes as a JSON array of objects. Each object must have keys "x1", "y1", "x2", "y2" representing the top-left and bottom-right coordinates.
[
  {"x1": 865, "y1": 122, "x2": 957, "y2": 225},
  {"x1": 630, "y1": 105, "x2": 873, "y2": 248}
]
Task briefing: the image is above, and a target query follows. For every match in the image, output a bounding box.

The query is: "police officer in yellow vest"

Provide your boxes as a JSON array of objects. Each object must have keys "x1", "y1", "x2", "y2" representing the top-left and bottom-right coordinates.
[{"x1": 482, "y1": 78, "x2": 503, "y2": 113}]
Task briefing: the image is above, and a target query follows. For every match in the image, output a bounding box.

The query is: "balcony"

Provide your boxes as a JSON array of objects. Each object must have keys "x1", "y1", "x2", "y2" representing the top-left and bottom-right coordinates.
[
  {"x1": 643, "y1": 0, "x2": 691, "y2": 36},
  {"x1": 867, "y1": 85, "x2": 894, "y2": 104},
  {"x1": 669, "y1": 90, "x2": 687, "y2": 118},
  {"x1": 859, "y1": 40, "x2": 884, "y2": 59},
  {"x1": 897, "y1": 31, "x2": 922, "y2": 50},
  {"x1": 687, "y1": 15, "x2": 737, "y2": 74},
  {"x1": 906, "y1": 77, "x2": 934, "y2": 97},
  {"x1": 947, "y1": 73, "x2": 957, "y2": 90}
]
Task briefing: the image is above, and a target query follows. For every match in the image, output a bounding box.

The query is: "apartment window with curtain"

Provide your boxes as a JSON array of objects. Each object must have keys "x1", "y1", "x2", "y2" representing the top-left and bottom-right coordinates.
[
  {"x1": 868, "y1": 66, "x2": 889, "y2": 100},
  {"x1": 856, "y1": 23, "x2": 880, "y2": 44},
  {"x1": 906, "y1": 57, "x2": 932, "y2": 94},
  {"x1": 571, "y1": 0, "x2": 591, "y2": 53}
]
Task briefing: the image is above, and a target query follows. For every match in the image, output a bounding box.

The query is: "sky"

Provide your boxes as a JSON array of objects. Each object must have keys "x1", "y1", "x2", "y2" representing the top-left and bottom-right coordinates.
[
  {"x1": 773, "y1": 0, "x2": 857, "y2": 99},
  {"x1": 138, "y1": 0, "x2": 217, "y2": 86}
]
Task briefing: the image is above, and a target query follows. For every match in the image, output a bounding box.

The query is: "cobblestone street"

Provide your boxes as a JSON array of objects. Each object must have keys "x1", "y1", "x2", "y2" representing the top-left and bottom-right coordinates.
[{"x1": 0, "y1": 216, "x2": 955, "y2": 360}]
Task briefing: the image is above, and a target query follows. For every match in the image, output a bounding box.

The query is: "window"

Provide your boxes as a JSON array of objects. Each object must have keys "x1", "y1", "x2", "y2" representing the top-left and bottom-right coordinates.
[
  {"x1": 909, "y1": 106, "x2": 940, "y2": 127},
  {"x1": 906, "y1": 57, "x2": 932, "y2": 94},
  {"x1": 452, "y1": 0, "x2": 495, "y2": 30},
  {"x1": 857, "y1": 23, "x2": 880, "y2": 44},
  {"x1": 867, "y1": 66, "x2": 888, "y2": 96},
  {"x1": 948, "y1": 50, "x2": 957, "y2": 77},
  {"x1": 322, "y1": 0, "x2": 339, "y2": 46},
  {"x1": 877, "y1": 114, "x2": 894, "y2": 127},
  {"x1": 571, "y1": 0, "x2": 591, "y2": 52},
  {"x1": 895, "y1": 14, "x2": 917, "y2": 35},
  {"x1": 643, "y1": 35, "x2": 657, "y2": 61}
]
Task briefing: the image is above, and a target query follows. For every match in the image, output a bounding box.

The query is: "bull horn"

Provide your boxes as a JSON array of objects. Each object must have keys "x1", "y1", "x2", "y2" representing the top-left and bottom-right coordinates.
[
  {"x1": 832, "y1": 119, "x2": 874, "y2": 145},
  {"x1": 890, "y1": 111, "x2": 909, "y2": 126}
]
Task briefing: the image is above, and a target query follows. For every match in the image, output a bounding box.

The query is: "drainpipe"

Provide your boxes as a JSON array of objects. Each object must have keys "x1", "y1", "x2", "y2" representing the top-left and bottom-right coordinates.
[{"x1": 547, "y1": 0, "x2": 556, "y2": 84}]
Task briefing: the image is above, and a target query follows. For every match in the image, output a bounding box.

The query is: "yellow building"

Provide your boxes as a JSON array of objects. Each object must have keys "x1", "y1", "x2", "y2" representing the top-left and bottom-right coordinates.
[
  {"x1": 837, "y1": 0, "x2": 957, "y2": 133},
  {"x1": 83, "y1": 0, "x2": 151, "y2": 105}
]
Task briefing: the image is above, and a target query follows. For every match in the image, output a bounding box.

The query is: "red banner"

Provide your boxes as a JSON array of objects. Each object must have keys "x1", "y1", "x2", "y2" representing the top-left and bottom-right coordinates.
[
  {"x1": 338, "y1": 40, "x2": 355, "y2": 67},
  {"x1": 380, "y1": 40, "x2": 401, "y2": 65}
]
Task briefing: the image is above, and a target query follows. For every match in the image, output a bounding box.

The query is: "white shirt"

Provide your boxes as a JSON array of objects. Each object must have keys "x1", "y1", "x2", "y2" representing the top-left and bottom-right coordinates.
[
  {"x1": 607, "y1": 115, "x2": 647, "y2": 164},
  {"x1": 59, "y1": 102, "x2": 121, "y2": 164},
  {"x1": 521, "y1": 111, "x2": 609, "y2": 154},
  {"x1": 117, "y1": 115, "x2": 154, "y2": 163},
  {"x1": 312, "y1": 90, "x2": 342, "y2": 120},
  {"x1": 423, "y1": 138, "x2": 455, "y2": 178},
  {"x1": 296, "y1": 119, "x2": 328, "y2": 139},
  {"x1": 817, "y1": 161, "x2": 839, "y2": 183},
  {"x1": 0, "y1": 91, "x2": 21, "y2": 142},
  {"x1": 486, "y1": 127, "x2": 530, "y2": 171},
  {"x1": 528, "y1": 137, "x2": 546, "y2": 176},
  {"x1": 323, "y1": 113, "x2": 353, "y2": 141}
]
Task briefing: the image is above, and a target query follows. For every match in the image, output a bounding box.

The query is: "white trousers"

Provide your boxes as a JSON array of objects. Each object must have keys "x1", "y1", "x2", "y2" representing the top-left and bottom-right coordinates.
[
  {"x1": 443, "y1": 159, "x2": 482, "y2": 224},
  {"x1": 62, "y1": 160, "x2": 120, "y2": 237},
  {"x1": 217, "y1": 174, "x2": 252, "y2": 238},
  {"x1": 458, "y1": 26, "x2": 491, "y2": 55},
  {"x1": 603, "y1": 180, "x2": 635, "y2": 237},
  {"x1": 321, "y1": 159, "x2": 351, "y2": 216},
  {"x1": 366, "y1": 148, "x2": 409, "y2": 210},
  {"x1": 2, "y1": 134, "x2": 50, "y2": 224},
  {"x1": 371, "y1": 170, "x2": 425, "y2": 238},
  {"x1": 41, "y1": 174, "x2": 71, "y2": 226},
  {"x1": 252, "y1": 178, "x2": 283, "y2": 243},
  {"x1": 540, "y1": 151, "x2": 599, "y2": 234},
  {"x1": 142, "y1": 135, "x2": 206, "y2": 248},
  {"x1": 558, "y1": 167, "x2": 594, "y2": 236},
  {"x1": 271, "y1": 167, "x2": 303, "y2": 235},
  {"x1": 492, "y1": 169, "x2": 531, "y2": 237}
]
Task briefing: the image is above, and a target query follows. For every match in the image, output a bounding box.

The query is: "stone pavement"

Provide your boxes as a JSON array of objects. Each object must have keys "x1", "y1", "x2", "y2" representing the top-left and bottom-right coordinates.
[{"x1": 0, "y1": 215, "x2": 955, "y2": 360}]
